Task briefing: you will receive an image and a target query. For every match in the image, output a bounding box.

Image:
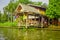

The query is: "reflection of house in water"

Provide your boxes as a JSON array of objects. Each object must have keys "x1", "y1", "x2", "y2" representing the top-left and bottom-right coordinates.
[{"x1": 14, "y1": 3, "x2": 48, "y2": 28}]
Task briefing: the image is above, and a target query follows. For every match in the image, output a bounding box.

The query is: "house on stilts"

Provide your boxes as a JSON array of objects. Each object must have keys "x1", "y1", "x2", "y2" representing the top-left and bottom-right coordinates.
[{"x1": 14, "y1": 3, "x2": 49, "y2": 28}]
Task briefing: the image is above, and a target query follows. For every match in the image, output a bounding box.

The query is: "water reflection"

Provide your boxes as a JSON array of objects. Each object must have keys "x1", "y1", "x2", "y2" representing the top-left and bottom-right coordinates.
[{"x1": 0, "y1": 28, "x2": 60, "y2": 40}]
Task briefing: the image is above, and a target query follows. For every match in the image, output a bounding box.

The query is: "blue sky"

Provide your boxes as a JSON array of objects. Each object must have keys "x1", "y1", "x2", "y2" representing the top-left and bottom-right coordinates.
[
  {"x1": 0, "y1": 0, "x2": 10, "y2": 13},
  {"x1": 0, "y1": 0, "x2": 49, "y2": 13}
]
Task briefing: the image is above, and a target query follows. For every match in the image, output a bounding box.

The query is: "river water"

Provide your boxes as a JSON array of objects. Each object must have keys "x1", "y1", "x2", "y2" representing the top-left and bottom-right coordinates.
[{"x1": 0, "y1": 28, "x2": 60, "y2": 40}]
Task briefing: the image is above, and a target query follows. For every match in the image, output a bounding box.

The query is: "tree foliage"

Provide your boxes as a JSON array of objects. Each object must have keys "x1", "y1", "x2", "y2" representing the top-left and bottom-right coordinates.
[
  {"x1": 0, "y1": 11, "x2": 8, "y2": 22},
  {"x1": 4, "y1": 0, "x2": 42, "y2": 13},
  {"x1": 46, "y1": 0, "x2": 60, "y2": 19}
]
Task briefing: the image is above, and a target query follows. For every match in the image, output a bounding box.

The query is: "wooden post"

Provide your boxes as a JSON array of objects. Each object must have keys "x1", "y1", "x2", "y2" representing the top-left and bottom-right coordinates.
[
  {"x1": 35, "y1": 16, "x2": 36, "y2": 27},
  {"x1": 41, "y1": 16, "x2": 44, "y2": 28},
  {"x1": 48, "y1": 18, "x2": 50, "y2": 26},
  {"x1": 38, "y1": 15, "x2": 40, "y2": 27},
  {"x1": 26, "y1": 13, "x2": 27, "y2": 28},
  {"x1": 26, "y1": 19, "x2": 27, "y2": 28}
]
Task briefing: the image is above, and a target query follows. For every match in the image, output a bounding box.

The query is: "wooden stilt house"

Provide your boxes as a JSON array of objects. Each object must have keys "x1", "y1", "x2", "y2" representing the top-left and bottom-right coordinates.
[
  {"x1": 13, "y1": 3, "x2": 49, "y2": 28},
  {"x1": 14, "y1": 3, "x2": 41, "y2": 28}
]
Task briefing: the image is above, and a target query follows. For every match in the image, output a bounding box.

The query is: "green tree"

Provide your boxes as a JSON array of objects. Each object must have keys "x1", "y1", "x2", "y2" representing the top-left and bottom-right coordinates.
[
  {"x1": 32, "y1": 2, "x2": 42, "y2": 6},
  {"x1": 0, "y1": 11, "x2": 8, "y2": 23},
  {"x1": 18, "y1": 0, "x2": 32, "y2": 4},
  {"x1": 4, "y1": 0, "x2": 16, "y2": 22},
  {"x1": 46, "y1": 0, "x2": 60, "y2": 19}
]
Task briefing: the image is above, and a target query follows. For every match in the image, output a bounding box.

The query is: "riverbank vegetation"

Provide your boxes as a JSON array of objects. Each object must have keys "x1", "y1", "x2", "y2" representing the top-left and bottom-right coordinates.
[{"x1": 0, "y1": 22, "x2": 18, "y2": 27}]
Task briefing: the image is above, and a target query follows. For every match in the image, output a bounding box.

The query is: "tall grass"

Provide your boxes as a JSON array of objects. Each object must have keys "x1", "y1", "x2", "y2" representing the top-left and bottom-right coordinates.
[{"x1": 0, "y1": 22, "x2": 18, "y2": 27}]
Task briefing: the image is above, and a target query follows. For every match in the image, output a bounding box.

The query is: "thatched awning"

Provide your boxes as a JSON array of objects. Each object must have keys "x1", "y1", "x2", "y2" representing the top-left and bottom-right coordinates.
[{"x1": 15, "y1": 3, "x2": 39, "y2": 14}]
